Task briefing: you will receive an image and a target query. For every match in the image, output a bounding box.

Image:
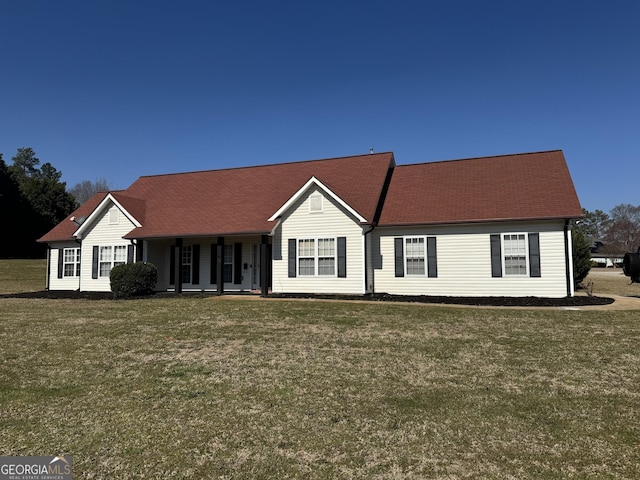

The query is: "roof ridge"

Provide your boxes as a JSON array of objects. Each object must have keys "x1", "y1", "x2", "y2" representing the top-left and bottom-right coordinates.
[
  {"x1": 136, "y1": 152, "x2": 395, "y2": 180},
  {"x1": 396, "y1": 149, "x2": 563, "y2": 168}
]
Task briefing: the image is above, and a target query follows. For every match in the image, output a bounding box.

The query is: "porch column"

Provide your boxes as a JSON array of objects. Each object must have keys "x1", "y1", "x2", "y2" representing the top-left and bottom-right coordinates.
[
  {"x1": 174, "y1": 238, "x2": 183, "y2": 294},
  {"x1": 216, "y1": 237, "x2": 224, "y2": 295},
  {"x1": 260, "y1": 234, "x2": 269, "y2": 297}
]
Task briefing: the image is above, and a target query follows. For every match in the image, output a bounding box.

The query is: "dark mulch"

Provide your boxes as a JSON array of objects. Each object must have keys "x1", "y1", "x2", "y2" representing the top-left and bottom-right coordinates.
[
  {"x1": 267, "y1": 292, "x2": 614, "y2": 307},
  {"x1": 1, "y1": 290, "x2": 615, "y2": 307}
]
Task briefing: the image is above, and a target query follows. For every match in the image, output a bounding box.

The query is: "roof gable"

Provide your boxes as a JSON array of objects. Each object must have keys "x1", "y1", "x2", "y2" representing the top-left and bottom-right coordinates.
[
  {"x1": 268, "y1": 176, "x2": 367, "y2": 223},
  {"x1": 378, "y1": 150, "x2": 582, "y2": 226},
  {"x1": 38, "y1": 192, "x2": 109, "y2": 243},
  {"x1": 74, "y1": 193, "x2": 142, "y2": 238}
]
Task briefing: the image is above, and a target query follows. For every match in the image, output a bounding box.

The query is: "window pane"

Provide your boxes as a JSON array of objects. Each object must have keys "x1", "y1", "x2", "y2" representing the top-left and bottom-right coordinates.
[
  {"x1": 299, "y1": 258, "x2": 315, "y2": 276},
  {"x1": 64, "y1": 264, "x2": 75, "y2": 277},
  {"x1": 407, "y1": 258, "x2": 425, "y2": 275},
  {"x1": 99, "y1": 262, "x2": 111, "y2": 277},
  {"x1": 318, "y1": 238, "x2": 335, "y2": 256},
  {"x1": 182, "y1": 265, "x2": 192, "y2": 283},
  {"x1": 318, "y1": 258, "x2": 335, "y2": 275},
  {"x1": 182, "y1": 246, "x2": 192, "y2": 264},
  {"x1": 99, "y1": 246, "x2": 112, "y2": 262},
  {"x1": 298, "y1": 239, "x2": 315, "y2": 257}
]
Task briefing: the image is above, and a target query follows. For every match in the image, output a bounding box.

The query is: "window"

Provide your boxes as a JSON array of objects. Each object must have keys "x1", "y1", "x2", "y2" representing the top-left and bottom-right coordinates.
[
  {"x1": 405, "y1": 237, "x2": 425, "y2": 275},
  {"x1": 63, "y1": 248, "x2": 80, "y2": 277},
  {"x1": 298, "y1": 237, "x2": 336, "y2": 276},
  {"x1": 298, "y1": 239, "x2": 315, "y2": 275},
  {"x1": 224, "y1": 244, "x2": 233, "y2": 283},
  {"x1": 394, "y1": 236, "x2": 437, "y2": 278},
  {"x1": 182, "y1": 245, "x2": 192, "y2": 283},
  {"x1": 503, "y1": 234, "x2": 527, "y2": 275},
  {"x1": 318, "y1": 238, "x2": 335, "y2": 275},
  {"x1": 99, "y1": 245, "x2": 127, "y2": 277}
]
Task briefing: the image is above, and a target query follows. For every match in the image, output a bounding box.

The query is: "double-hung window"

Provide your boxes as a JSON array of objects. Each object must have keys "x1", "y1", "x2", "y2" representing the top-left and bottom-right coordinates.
[
  {"x1": 405, "y1": 237, "x2": 426, "y2": 275},
  {"x1": 298, "y1": 237, "x2": 336, "y2": 276},
  {"x1": 99, "y1": 245, "x2": 127, "y2": 277},
  {"x1": 503, "y1": 234, "x2": 527, "y2": 275},
  {"x1": 63, "y1": 248, "x2": 80, "y2": 277},
  {"x1": 223, "y1": 244, "x2": 234, "y2": 283},
  {"x1": 182, "y1": 245, "x2": 192, "y2": 283}
]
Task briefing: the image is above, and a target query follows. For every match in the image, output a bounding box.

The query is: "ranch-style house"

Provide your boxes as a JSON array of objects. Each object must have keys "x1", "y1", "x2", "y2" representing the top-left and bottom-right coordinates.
[{"x1": 39, "y1": 150, "x2": 583, "y2": 298}]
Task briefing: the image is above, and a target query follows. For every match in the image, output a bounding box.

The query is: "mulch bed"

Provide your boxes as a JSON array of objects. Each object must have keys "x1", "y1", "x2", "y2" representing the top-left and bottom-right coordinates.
[{"x1": 1, "y1": 290, "x2": 615, "y2": 307}]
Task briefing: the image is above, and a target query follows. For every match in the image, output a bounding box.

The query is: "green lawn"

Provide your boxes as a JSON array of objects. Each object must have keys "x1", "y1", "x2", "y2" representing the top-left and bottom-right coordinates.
[{"x1": 0, "y1": 260, "x2": 639, "y2": 478}]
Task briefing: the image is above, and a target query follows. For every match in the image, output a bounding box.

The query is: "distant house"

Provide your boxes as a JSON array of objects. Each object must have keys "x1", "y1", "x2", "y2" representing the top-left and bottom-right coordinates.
[{"x1": 39, "y1": 150, "x2": 583, "y2": 298}]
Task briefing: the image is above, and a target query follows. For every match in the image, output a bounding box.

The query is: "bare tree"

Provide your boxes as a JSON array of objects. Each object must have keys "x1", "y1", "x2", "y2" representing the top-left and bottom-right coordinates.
[{"x1": 69, "y1": 178, "x2": 111, "y2": 204}]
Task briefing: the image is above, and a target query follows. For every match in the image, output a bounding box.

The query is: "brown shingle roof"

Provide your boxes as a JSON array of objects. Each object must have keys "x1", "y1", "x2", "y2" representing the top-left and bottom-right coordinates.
[
  {"x1": 38, "y1": 192, "x2": 110, "y2": 242},
  {"x1": 40, "y1": 153, "x2": 395, "y2": 242},
  {"x1": 378, "y1": 150, "x2": 582, "y2": 226}
]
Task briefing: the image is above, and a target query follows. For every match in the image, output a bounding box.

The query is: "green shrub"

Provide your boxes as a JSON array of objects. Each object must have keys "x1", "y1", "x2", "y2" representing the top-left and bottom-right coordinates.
[
  {"x1": 110, "y1": 262, "x2": 157, "y2": 299},
  {"x1": 572, "y1": 228, "x2": 592, "y2": 285}
]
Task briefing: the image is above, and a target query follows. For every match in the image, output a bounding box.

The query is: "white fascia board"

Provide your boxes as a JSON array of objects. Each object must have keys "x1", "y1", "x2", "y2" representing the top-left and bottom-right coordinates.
[
  {"x1": 267, "y1": 176, "x2": 367, "y2": 223},
  {"x1": 73, "y1": 193, "x2": 142, "y2": 238}
]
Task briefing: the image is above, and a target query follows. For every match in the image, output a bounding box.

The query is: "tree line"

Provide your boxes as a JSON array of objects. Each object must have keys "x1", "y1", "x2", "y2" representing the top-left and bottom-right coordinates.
[{"x1": 0, "y1": 147, "x2": 109, "y2": 258}]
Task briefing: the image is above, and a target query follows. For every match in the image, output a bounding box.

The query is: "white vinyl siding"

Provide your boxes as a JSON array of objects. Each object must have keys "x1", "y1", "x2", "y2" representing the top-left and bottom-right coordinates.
[
  {"x1": 48, "y1": 242, "x2": 82, "y2": 290},
  {"x1": 373, "y1": 221, "x2": 571, "y2": 298},
  {"x1": 77, "y1": 204, "x2": 137, "y2": 292},
  {"x1": 272, "y1": 188, "x2": 365, "y2": 294}
]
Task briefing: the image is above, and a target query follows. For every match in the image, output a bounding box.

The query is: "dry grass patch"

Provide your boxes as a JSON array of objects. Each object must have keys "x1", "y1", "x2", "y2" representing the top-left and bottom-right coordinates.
[
  {"x1": 583, "y1": 269, "x2": 640, "y2": 297},
  {"x1": 1, "y1": 294, "x2": 639, "y2": 478}
]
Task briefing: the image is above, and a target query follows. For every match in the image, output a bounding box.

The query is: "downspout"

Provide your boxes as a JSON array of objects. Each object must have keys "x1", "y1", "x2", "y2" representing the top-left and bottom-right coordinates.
[
  {"x1": 563, "y1": 219, "x2": 572, "y2": 297},
  {"x1": 75, "y1": 239, "x2": 82, "y2": 291}
]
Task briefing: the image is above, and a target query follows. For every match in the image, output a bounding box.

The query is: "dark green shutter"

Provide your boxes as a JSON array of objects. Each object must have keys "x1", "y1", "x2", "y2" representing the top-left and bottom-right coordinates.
[
  {"x1": 394, "y1": 238, "x2": 404, "y2": 277},
  {"x1": 234, "y1": 243, "x2": 242, "y2": 284},
  {"x1": 92, "y1": 246, "x2": 99, "y2": 279},
  {"x1": 210, "y1": 244, "x2": 217, "y2": 284},
  {"x1": 288, "y1": 239, "x2": 296, "y2": 278},
  {"x1": 192, "y1": 244, "x2": 200, "y2": 284},
  {"x1": 490, "y1": 234, "x2": 502, "y2": 278},
  {"x1": 57, "y1": 248, "x2": 64, "y2": 278},
  {"x1": 528, "y1": 233, "x2": 541, "y2": 277},
  {"x1": 127, "y1": 244, "x2": 134, "y2": 263},
  {"x1": 427, "y1": 237, "x2": 437, "y2": 278},
  {"x1": 337, "y1": 237, "x2": 347, "y2": 278}
]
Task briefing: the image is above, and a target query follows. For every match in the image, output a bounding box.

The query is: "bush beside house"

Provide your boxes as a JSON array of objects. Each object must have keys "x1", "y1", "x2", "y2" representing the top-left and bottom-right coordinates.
[{"x1": 110, "y1": 262, "x2": 158, "y2": 298}]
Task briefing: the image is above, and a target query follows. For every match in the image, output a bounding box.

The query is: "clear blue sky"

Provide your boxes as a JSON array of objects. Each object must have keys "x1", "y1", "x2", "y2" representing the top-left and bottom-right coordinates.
[{"x1": 1, "y1": 0, "x2": 638, "y2": 213}]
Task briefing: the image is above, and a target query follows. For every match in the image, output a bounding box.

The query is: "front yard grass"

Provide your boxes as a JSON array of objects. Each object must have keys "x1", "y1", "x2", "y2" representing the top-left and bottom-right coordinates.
[{"x1": 0, "y1": 260, "x2": 639, "y2": 478}]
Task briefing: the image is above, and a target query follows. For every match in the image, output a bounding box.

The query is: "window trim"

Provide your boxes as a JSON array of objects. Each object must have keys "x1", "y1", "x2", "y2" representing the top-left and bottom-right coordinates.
[
  {"x1": 63, "y1": 247, "x2": 81, "y2": 277},
  {"x1": 502, "y1": 233, "x2": 528, "y2": 276},
  {"x1": 297, "y1": 237, "x2": 337, "y2": 277},
  {"x1": 404, "y1": 236, "x2": 426, "y2": 276},
  {"x1": 181, "y1": 245, "x2": 192, "y2": 284},
  {"x1": 98, "y1": 245, "x2": 127, "y2": 277}
]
